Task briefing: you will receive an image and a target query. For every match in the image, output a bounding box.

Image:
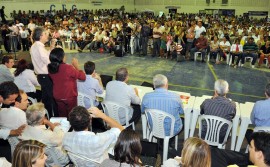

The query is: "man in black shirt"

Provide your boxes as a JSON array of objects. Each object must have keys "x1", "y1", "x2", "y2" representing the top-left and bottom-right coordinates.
[{"x1": 0, "y1": 6, "x2": 7, "y2": 24}]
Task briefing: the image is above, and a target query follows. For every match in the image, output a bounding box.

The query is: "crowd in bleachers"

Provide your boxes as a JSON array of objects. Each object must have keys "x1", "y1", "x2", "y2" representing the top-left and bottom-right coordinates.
[{"x1": 0, "y1": 7, "x2": 270, "y2": 167}]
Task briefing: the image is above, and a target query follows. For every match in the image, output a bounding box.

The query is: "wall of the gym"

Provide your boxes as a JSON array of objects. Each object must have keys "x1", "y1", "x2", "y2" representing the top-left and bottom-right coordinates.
[{"x1": 1, "y1": 0, "x2": 270, "y2": 19}]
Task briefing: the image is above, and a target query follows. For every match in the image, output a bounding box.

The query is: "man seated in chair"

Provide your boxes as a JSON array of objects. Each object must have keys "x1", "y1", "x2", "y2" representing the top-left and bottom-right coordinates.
[
  {"x1": 62, "y1": 106, "x2": 124, "y2": 164},
  {"x1": 141, "y1": 74, "x2": 184, "y2": 136},
  {"x1": 249, "y1": 132, "x2": 270, "y2": 167},
  {"x1": 241, "y1": 37, "x2": 259, "y2": 68},
  {"x1": 200, "y1": 79, "x2": 236, "y2": 143},
  {"x1": 105, "y1": 68, "x2": 141, "y2": 125},
  {"x1": 189, "y1": 32, "x2": 208, "y2": 62},
  {"x1": 0, "y1": 82, "x2": 26, "y2": 140}
]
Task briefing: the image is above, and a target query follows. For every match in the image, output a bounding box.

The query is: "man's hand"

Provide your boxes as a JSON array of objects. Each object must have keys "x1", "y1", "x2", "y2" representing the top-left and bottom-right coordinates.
[
  {"x1": 72, "y1": 58, "x2": 79, "y2": 69},
  {"x1": 88, "y1": 107, "x2": 104, "y2": 119},
  {"x1": 134, "y1": 88, "x2": 139, "y2": 96},
  {"x1": 10, "y1": 124, "x2": 26, "y2": 136}
]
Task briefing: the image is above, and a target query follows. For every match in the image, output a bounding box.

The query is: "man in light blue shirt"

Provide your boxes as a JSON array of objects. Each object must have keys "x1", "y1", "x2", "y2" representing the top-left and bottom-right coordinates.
[
  {"x1": 251, "y1": 83, "x2": 270, "y2": 126},
  {"x1": 141, "y1": 74, "x2": 184, "y2": 136},
  {"x1": 0, "y1": 55, "x2": 14, "y2": 84},
  {"x1": 77, "y1": 61, "x2": 104, "y2": 108}
]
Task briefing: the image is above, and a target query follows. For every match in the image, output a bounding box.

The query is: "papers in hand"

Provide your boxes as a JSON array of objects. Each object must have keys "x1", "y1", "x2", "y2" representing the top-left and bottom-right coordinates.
[{"x1": 50, "y1": 117, "x2": 71, "y2": 133}]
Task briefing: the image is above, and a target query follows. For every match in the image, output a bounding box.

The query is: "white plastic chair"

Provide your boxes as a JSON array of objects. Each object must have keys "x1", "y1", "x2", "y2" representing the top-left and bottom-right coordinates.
[
  {"x1": 199, "y1": 115, "x2": 232, "y2": 149},
  {"x1": 77, "y1": 92, "x2": 95, "y2": 108},
  {"x1": 101, "y1": 101, "x2": 135, "y2": 130},
  {"x1": 244, "y1": 56, "x2": 253, "y2": 66},
  {"x1": 194, "y1": 52, "x2": 202, "y2": 61},
  {"x1": 67, "y1": 151, "x2": 100, "y2": 167},
  {"x1": 145, "y1": 109, "x2": 179, "y2": 162}
]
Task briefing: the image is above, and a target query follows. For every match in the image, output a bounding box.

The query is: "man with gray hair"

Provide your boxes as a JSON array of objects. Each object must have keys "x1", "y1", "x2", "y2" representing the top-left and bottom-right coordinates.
[
  {"x1": 200, "y1": 79, "x2": 236, "y2": 142},
  {"x1": 141, "y1": 74, "x2": 184, "y2": 136}
]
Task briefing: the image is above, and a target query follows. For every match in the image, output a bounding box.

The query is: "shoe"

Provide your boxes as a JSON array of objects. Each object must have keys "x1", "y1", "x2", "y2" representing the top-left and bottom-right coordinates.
[
  {"x1": 78, "y1": 49, "x2": 82, "y2": 52},
  {"x1": 201, "y1": 60, "x2": 205, "y2": 63},
  {"x1": 241, "y1": 64, "x2": 244, "y2": 67},
  {"x1": 233, "y1": 65, "x2": 237, "y2": 68},
  {"x1": 252, "y1": 65, "x2": 255, "y2": 68},
  {"x1": 190, "y1": 59, "x2": 194, "y2": 61}
]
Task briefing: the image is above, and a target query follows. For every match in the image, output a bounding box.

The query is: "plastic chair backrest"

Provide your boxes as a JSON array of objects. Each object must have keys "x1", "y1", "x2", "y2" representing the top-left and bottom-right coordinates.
[
  {"x1": 67, "y1": 151, "x2": 100, "y2": 167},
  {"x1": 199, "y1": 115, "x2": 232, "y2": 146},
  {"x1": 77, "y1": 92, "x2": 95, "y2": 108},
  {"x1": 145, "y1": 109, "x2": 175, "y2": 138},
  {"x1": 101, "y1": 101, "x2": 130, "y2": 126},
  {"x1": 254, "y1": 127, "x2": 270, "y2": 133}
]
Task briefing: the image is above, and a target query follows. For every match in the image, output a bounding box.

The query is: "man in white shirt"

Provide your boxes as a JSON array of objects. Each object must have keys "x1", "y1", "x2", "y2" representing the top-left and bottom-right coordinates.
[
  {"x1": 0, "y1": 82, "x2": 25, "y2": 140},
  {"x1": 194, "y1": 21, "x2": 206, "y2": 39},
  {"x1": 0, "y1": 90, "x2": 28, "y2": 133},
  {"x1": 218, "y1": 37, "x2": 231, "y2": 63},
  {"x1": 0, "y1": 55, "x2": 14, "y2": 84},
  {"x1": 105, "y1": 68, "x2": 141, "y2": 125},
  {"x1": 30, "y1": 27, "x2": 57, "y2": 117},
  {"x1": 63, "y1": 106, "x2": 124, "y2": 164},
  {"x1": 20, "y1": 26, "x2": 29, "y2": 51}
]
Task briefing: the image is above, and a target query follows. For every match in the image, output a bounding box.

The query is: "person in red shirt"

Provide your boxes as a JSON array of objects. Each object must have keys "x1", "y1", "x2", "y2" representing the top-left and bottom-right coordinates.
[
  {"x1": 48, "y1": 48, "x2": 86, "y2": 117},
  {"x1": 190, "y1": 32, "x2": 208, "y2": 62}
]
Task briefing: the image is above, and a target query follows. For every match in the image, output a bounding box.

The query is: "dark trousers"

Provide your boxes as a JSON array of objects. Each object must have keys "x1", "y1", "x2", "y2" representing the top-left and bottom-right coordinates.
[
  {"x1": 3, "y1": 38, "x2": 11, "y2": 53},
  {"x1": 130, "y1": 104, "x2": 142, "y2": 124},
  {"x1": 190, "y1": 47, "x2": 206, "y2": 60},
  {"x1": 27, "y1": 90, "x2": 42, "y2": 102},
  {"x1": 242, "y1": 52, "x2": 258, "y2": 65},
  {"x1": 55, "y1": 96, "x2": 77, "y2": 118},
  {"x1": 21, "y1": 38, "x2": 29, "y2": 51},
  {"x1": 141, "y1": 36, "x2": 149, "y2": 56},
  {"x1": 231, "y1": 52, "x2": 243, "y2": 65},
  {"x1": 152, "y1": 38, "x2": 161, "y2": 57},
  {"x1": 37, "y1": 74, "x2": 58, "y2": 117}
]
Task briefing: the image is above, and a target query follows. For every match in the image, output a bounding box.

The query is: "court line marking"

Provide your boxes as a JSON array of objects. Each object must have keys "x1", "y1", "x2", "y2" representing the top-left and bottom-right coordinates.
[
  {"x1": 79, "y1": 55, "x2": 114, "y2": 67},
  {"x1": 207, "y1": 63, "x2": 218, "y2": 81}
]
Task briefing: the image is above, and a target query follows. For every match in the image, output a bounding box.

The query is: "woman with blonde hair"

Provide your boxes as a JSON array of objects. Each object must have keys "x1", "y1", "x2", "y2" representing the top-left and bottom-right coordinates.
[
  {"x1": 12, "y1": 140, "x2": 47, "y2": 167},
  {"x1": 163, "y1": 137, "x2": 211, "y2": 167}
]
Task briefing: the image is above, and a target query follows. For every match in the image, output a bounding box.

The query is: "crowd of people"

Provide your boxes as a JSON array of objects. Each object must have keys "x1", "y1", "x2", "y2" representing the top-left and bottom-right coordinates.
[
  {"x1": 1, "y1": 7, "x2": 270, "y2": 66},
  {"x1": 0, "y1": 6, "x2": 270, "y2": 167}
]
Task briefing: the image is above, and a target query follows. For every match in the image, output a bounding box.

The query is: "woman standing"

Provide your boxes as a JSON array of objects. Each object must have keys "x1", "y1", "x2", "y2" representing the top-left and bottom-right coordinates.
[{"x1": 48, "y1": 48, "x2": 86, "y2": 117}]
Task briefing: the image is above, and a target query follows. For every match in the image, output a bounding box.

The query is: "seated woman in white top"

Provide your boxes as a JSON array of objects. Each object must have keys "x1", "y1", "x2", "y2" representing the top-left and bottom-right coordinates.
[
  {"x1": 14, "y1": 59, "x2": 41, "y2": 102},
  {"x1": 100, "y1": 129, "x2": 143, "y2": 167},
  {"x1": 162, "y1": 137, "x2": 211, "y2": 167}
]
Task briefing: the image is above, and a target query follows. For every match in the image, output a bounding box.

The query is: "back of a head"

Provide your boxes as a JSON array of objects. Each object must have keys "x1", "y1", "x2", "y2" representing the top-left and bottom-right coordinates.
[
  {"x1": 214, "y1": 79, "x2": 229, "y2": 96},
  {"x1": 26, "y1": 103, "x2": 46, "y2": 126},
  {"x1": 12, "y1": 140, "x2": 46, "y2": 167},
  {"x1": 153, "y1": 74, "x2": 167, "y2": 89},
  {"x1": 69, "y1": 106, "x2": 90, "y2": 131},
  {"x1": 32, "y1": 27, "x2": 44, "y2": 42},
  {"x1": 251, "y1": 132, "x2": 270, "y2": 166},
  {"x1": 265, "y1": 83, "x2": 270, "y2": 97},
  {"x1": 14, "y1": 59, "x2": 28, "y2": 77},
  {"x1": 48, "y1": 48, "x2": 65, "y2": 74},
  {"x1": 116, "y1": 68, "x2": 128, "y2": 82},
  {"x1": 114, "y1": 129, "x2": 142, "y2": 166},
  {"x1": 0, "y1": 81, "x2": 19, "y2": 100},
  {"x1": 2, "y1": 55, "x2": 13, "y2": 64},
  {"x1": 84, "y1": 61, "x2": 95, "y2": 75},
  {"x1": 181, "y1": 137, "x2": 211, "y2": 167}
]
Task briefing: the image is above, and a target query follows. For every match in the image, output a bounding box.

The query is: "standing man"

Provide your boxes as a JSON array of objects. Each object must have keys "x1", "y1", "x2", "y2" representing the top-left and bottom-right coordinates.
[
  {"x1": 200, "y1": 79, "x2": 236, "y2": 142},
  {"x1": 140, "y1": 21, "x2": 151, "y2": 56},
  {"x1": 30, "y1": 27, "x2": 57, "y2": 117},
  {"x1": 152, "y1": 22, "x2": 163, "y2": 57},
  {"x1": 0, "y1": 55, "x2": 14, "y2": 84},
  {"x1": 194, "y1": 21, "x2": 206, "y2": 39},
  {"x1": 141, "y1": 74, "x2": 184, "y2": 136},
  {"x1": 0, "y1": 6, "x2": 7, "y2": 24}
]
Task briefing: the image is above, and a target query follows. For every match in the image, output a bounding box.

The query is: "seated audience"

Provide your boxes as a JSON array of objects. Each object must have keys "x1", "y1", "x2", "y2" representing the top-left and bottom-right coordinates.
[
  {"x1": 0, "y1": 55, "x2": 14, "y2": 84},
  {"x1": 12, "y1": 140, "x2": 47, "y2": 167},
  {"x1": 163, "y1": 137, "x2": 211, "y2": 167},
  {"x1": 200, "y1": 79, "x2": 236, "y2": 142},
  {"x1": 0, "y1": 82, "x2": 25, "y2": 140},
  {"x1": 14, "y1": 59, "x2": 41, "y2": 102},
  {"x1": 258, "y1": 41, "x2": 270, "y2": 68},
  {"x1": 218, "y1": 37, "x2": 231, "y2": 64},
  {"x1": 48, "y1": 48, "x2": 86, "y2": 117},
  {"x1": 105, "y1": 68, "x2": 141, "y2": 125},
  {"x1": 242, "y1": 37, "x2": 259, "y2": 68},
  {"x1": 62, "y1": 106, "x2": 124, "y2": 165},
  {"x1": 100, "y1": 129, "x2": 142, "y2": 167},
  {"x1": 19, "y1": 103, "x2": 69, "y2": 166},
  {"x1": 190, "y1": 32, "x2": 208, "y2": 62},
  {"x1": 230, "y1": 39, "x2": 243, "y2": 68},
  {"x1": 209, "y1": 36, "x2": 219, "y2": 63},
  {"x1": 141, "y1": 74, "x2": 184, "y2": 136},
  {"x1": 77, "y1": 61, "x2": 103, "y2": 108}
]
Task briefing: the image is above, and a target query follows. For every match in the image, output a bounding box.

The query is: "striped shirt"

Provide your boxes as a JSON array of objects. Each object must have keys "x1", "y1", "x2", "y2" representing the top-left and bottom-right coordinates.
[
  {"x1": 200, "y1": 96, "x2": 236, "y2": 142},
  {"x1": 141, "y1": 88, "x2": 184, "y2": 136}
]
